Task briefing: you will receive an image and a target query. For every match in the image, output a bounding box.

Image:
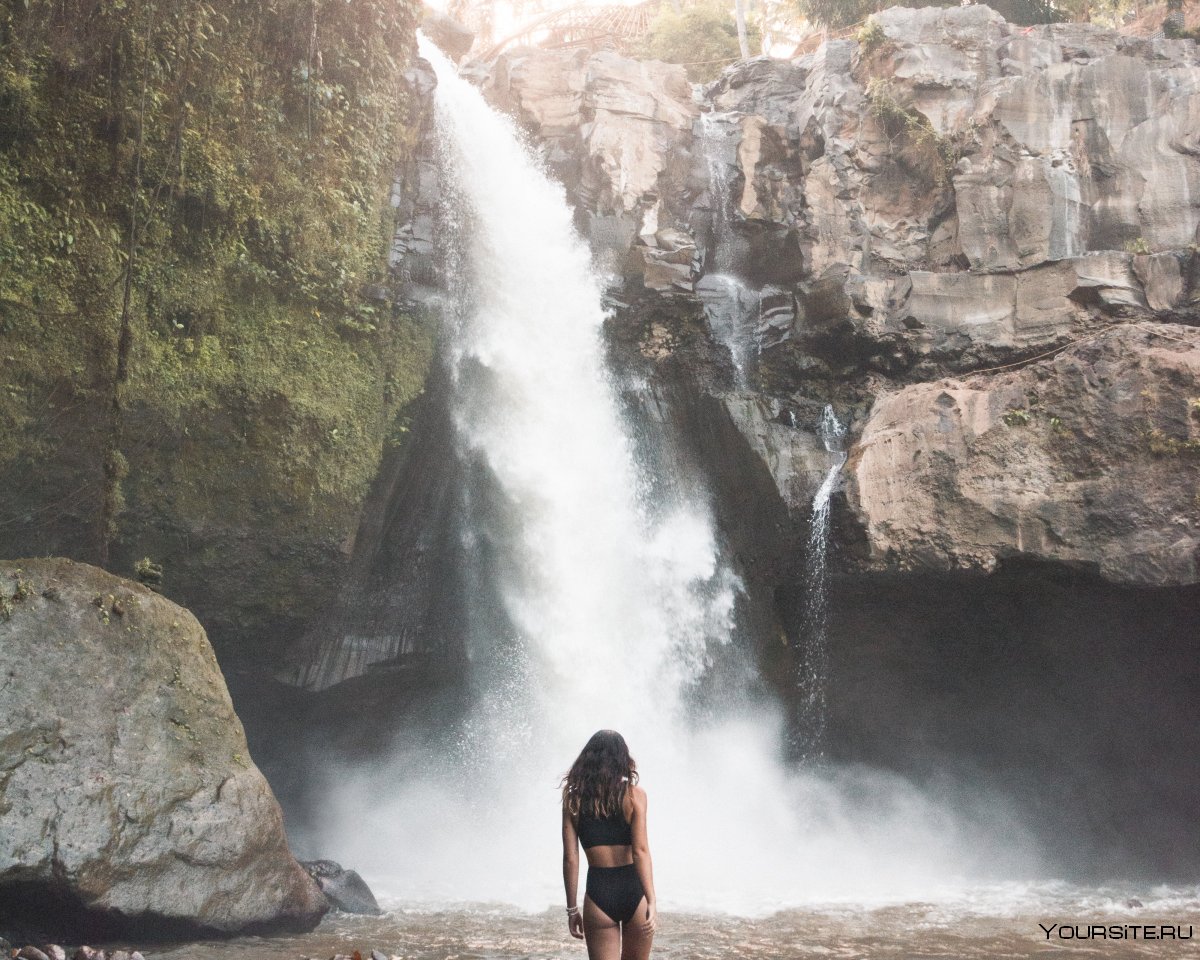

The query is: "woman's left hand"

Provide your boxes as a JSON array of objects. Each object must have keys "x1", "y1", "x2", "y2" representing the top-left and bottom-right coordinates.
[
  {"x1": 568, "y1": 909, "x2": 585, "y2": 940},
  {"x1": 641, "y1": 901, "x2": 657, "y2": 935}
]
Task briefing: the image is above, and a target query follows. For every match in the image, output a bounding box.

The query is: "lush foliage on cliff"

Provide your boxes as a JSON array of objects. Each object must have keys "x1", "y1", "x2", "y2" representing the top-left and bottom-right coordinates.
[
  {"x1": 633, "y1": 0, "x2": 759, "y2": 81},
  {"x1": 799, "y1": 0, "x2": 1140, "y2": 28},
  {"x1": 0, "y1": 0, "x2": 432, "y2": 635}
]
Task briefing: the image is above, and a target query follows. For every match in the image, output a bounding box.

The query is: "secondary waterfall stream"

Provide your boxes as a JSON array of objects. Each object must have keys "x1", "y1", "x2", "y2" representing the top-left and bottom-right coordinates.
[
  {"x1": 316, "y1": 37, "x2": 1044, "y2": 915},
  {"x1": 796, "y1": 406, "x2": 847, "y2": 763}
]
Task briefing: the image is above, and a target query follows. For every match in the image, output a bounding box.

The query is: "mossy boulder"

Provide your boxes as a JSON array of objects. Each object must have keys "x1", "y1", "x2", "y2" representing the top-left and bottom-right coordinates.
[{"x1": 0, "y1": 558, "x2": 327, "y2": 938}]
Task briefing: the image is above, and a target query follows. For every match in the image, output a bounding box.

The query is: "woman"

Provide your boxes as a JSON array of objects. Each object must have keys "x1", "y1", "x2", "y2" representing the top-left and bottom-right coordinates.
[{"x1": 561, "y1": 730, "x2": 657, "y2": 960}]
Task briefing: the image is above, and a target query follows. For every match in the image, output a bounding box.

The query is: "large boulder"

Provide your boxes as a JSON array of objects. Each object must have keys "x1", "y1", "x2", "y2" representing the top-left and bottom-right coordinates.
[
  {"x1": 847, "y1": 324, "x2": 1200, "y2": 585},
  {"x1": 0, "y1": 559, "x2": 327, "y2": 938}
]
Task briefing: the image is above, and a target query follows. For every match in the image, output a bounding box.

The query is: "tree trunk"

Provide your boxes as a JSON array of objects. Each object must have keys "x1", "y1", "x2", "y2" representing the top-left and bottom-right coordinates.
[{"x1": 734, "y1": 0, "x2": 750, "y2": 58}]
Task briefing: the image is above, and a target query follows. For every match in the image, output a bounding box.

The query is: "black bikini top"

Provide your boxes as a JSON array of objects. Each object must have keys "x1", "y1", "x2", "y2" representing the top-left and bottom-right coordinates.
[{"x1": 577, "y1": 805, "x2": 633, "y2": 848}]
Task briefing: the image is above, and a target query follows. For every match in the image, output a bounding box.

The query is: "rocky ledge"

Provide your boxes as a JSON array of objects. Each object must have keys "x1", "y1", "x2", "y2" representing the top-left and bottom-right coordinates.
[
  {"x1": 0, "y1": 559, "x2": 327, "y2": 939},
  {"x1": 850, "y1": 322, "x2": 1200, "y2": 584}
]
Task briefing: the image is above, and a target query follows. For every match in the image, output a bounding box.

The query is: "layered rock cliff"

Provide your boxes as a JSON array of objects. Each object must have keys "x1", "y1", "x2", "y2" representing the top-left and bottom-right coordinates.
[{"x1": 464, "y1": 6, "x2": 1200, "y2": 594}]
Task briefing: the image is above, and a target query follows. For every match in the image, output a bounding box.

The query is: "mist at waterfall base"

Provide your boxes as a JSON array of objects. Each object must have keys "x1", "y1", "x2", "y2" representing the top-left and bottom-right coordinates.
[{"x1": 285, "y1": 38, "x2": 1067, "y2": 920}]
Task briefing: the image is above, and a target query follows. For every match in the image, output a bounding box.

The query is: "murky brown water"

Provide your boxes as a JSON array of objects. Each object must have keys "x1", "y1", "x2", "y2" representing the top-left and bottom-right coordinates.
[{"x1": 144, "y1": 886, "x2": 1199, "y2": 960}]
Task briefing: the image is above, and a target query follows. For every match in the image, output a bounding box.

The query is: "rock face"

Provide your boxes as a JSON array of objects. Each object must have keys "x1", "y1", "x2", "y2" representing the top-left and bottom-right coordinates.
[
  {"x1": 0, "y1": 4, "x2": 437, "y2": 690},
  {"x1": 465, "y1": 6, "x2": 1200, "y2": 590},
  {"x1": 475, "y1": 48, "x2": 698, "y2": 286},
  {"x1": 849, "y1": 324, "x2": 1200, "y2": 585},
  {"x1": 0, "y1": 559, "x2": 327, "y2": 938}
]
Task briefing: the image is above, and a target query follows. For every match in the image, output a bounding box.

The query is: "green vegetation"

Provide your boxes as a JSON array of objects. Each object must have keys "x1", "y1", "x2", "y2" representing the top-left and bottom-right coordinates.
[
  {"x1": 1140, "y1": 388, "x2": 1200, "y2": 457},
  {"x1": 795, "y1": 0, "x2": 952, "y2": 30},
  {"x1": 792, "y1": 0, "x2": 1149, "y2": 31},
  {"x1": 1002, "y1": 403, "x2": 1072, "y2": 432},
  {"x1": 1147, "y1": 427, "x2": 1200, "y2": 457},
  {"x1": 798, "y1": 0, "x2": 1070, "y2": 29},
  {"x1": 865, "y1": 78, "x2": 962, "y2": 185},
  {"x1": 1163, "y1": 17, "x2": 1200, "y2": 42},
  {"x1": 0, "y1": 0, "x2": 434, "y2": 642},
  {"x1": 855, "y1": 17, "x2": 886, "y2": 53},
  {"x1": 1125, "y1": 237, "x2": 1153, "y2": 255},
  {"x1": 0, "y1": 569, "x2": 30, "y2": 621},
  {"x1": 632, "y1": 0, "x2": 759, "y2": 81},
  {"x1": 1056, "y1": 0, "x2": 1147, "y2": 28}
]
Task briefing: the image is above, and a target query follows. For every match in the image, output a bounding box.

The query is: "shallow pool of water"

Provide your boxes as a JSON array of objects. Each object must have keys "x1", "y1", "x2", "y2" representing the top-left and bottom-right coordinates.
[{"x1": 145, "y1": 884, "x2": 1199, "y2": 959}]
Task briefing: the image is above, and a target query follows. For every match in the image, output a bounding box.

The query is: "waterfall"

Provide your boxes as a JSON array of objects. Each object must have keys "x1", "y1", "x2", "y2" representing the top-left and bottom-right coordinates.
[
  {"x1": 317, "y1": 38, "x2": 1029, "y2": 914},
  {"x1": 699, "y1": 111, "x2": 738, "y2": 270},
  {"x1": 696, "y1": 272, "x2": 759, "y2": 388},
  {"x1": 697, "y1": 111, "x2": 760, "y2": 389},
  {"x1": 426, "y1": 32, "x2": 738, "y2": 761},
  {"x1": 796, "y1": 405, "x2": 847, "y2": 762}
]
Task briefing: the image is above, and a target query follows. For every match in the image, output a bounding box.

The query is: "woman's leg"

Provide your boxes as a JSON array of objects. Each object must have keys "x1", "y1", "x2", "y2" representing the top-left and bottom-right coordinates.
[
  {"x1": 619, "y1": 896, "x2": 654, "y2": 960},
  {"x1": 583, "y1": 894, "x2": 622, "y2": 960}
]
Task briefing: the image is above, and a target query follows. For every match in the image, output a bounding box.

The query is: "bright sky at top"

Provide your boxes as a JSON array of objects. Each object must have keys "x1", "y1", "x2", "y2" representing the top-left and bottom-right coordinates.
[{"x1": 424, "y1": 0, "x2": 656, "y2": 47}]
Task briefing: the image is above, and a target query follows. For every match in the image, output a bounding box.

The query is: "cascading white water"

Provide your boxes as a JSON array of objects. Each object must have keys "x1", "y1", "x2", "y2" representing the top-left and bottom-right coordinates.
[
  {"x1": 318, "y1": 38, "x2": 1040, "y2": 914},
  {"x1": 696, "y1": 272, "x2": 759, "y2": 387},
  {"x1": 796, "y1": 405, "x2": 848, "y2": 762},
  {"x1": 428, "y1": 31, "x2": 738, "y2": 762},
  {"x1": 699, "y1": 111, "x2": 739, "y2": 268},
  {"x1": 697, "y1": 111, "x2": 761, "y2": 388}
]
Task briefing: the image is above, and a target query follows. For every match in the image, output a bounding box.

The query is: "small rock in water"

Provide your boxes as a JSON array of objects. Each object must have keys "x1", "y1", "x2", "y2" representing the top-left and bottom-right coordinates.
[
  {"x1": 72, "y1": 949, "x2": 104, "y2": 960},
  {"x1": 1126, "y1": 898, "x2": 1144, "y2": 908},
  {"x1": 43, "y1": 947, "x2": 67, "y2": 960},
  {"x1": 370, "y1": 951, "x2": 389, "y2": 960},
  {"x1": 129, "y1": 952, "x2": 145, "y2": 960},
  {"x1": 108, "y1": 951, "x2": 131, "y2": 960},
  {"x1": 17, "y1": 947, "x2": 51, "y2": 960},
  {"x1": 301, "y1": 860, "x2": 382, "y2": 916}
]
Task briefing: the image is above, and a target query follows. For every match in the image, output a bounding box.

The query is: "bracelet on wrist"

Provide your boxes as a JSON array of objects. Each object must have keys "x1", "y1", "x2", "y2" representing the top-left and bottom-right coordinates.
[{"x1": 566, "y1": 905, "x2": 580, "y2": 915}]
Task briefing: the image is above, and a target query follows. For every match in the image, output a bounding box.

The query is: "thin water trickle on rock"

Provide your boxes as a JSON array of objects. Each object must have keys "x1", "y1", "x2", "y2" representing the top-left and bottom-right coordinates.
[{"x1": 696, "y1": 272, "x2": 759, "y2": 388}]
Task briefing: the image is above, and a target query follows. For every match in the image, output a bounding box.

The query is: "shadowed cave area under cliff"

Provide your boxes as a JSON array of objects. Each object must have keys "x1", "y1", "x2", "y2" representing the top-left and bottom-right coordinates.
[{"x1": 818, "y1": 564, "x2": 1200, "y2": 880}]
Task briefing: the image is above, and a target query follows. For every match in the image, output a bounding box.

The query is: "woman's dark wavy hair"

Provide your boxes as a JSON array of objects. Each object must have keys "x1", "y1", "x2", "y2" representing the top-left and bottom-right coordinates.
[{"x1": 561, "y1": 729, "x2": 639, "y2": 820}]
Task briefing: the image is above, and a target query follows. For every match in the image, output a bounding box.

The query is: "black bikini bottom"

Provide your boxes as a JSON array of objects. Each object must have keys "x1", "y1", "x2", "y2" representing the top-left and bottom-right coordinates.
[{"x1": 585, "y1": 863, "x2": 645, "y2": 924}]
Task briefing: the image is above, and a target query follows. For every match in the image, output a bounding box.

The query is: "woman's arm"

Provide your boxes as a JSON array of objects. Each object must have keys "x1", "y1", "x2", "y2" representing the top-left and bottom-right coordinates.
[
  {"x1": 628, "y1": 785, "x2": 657, "y2": 934},
  {"x1": 562, "y1": 805, "x2": 584, "y2": 939}
]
